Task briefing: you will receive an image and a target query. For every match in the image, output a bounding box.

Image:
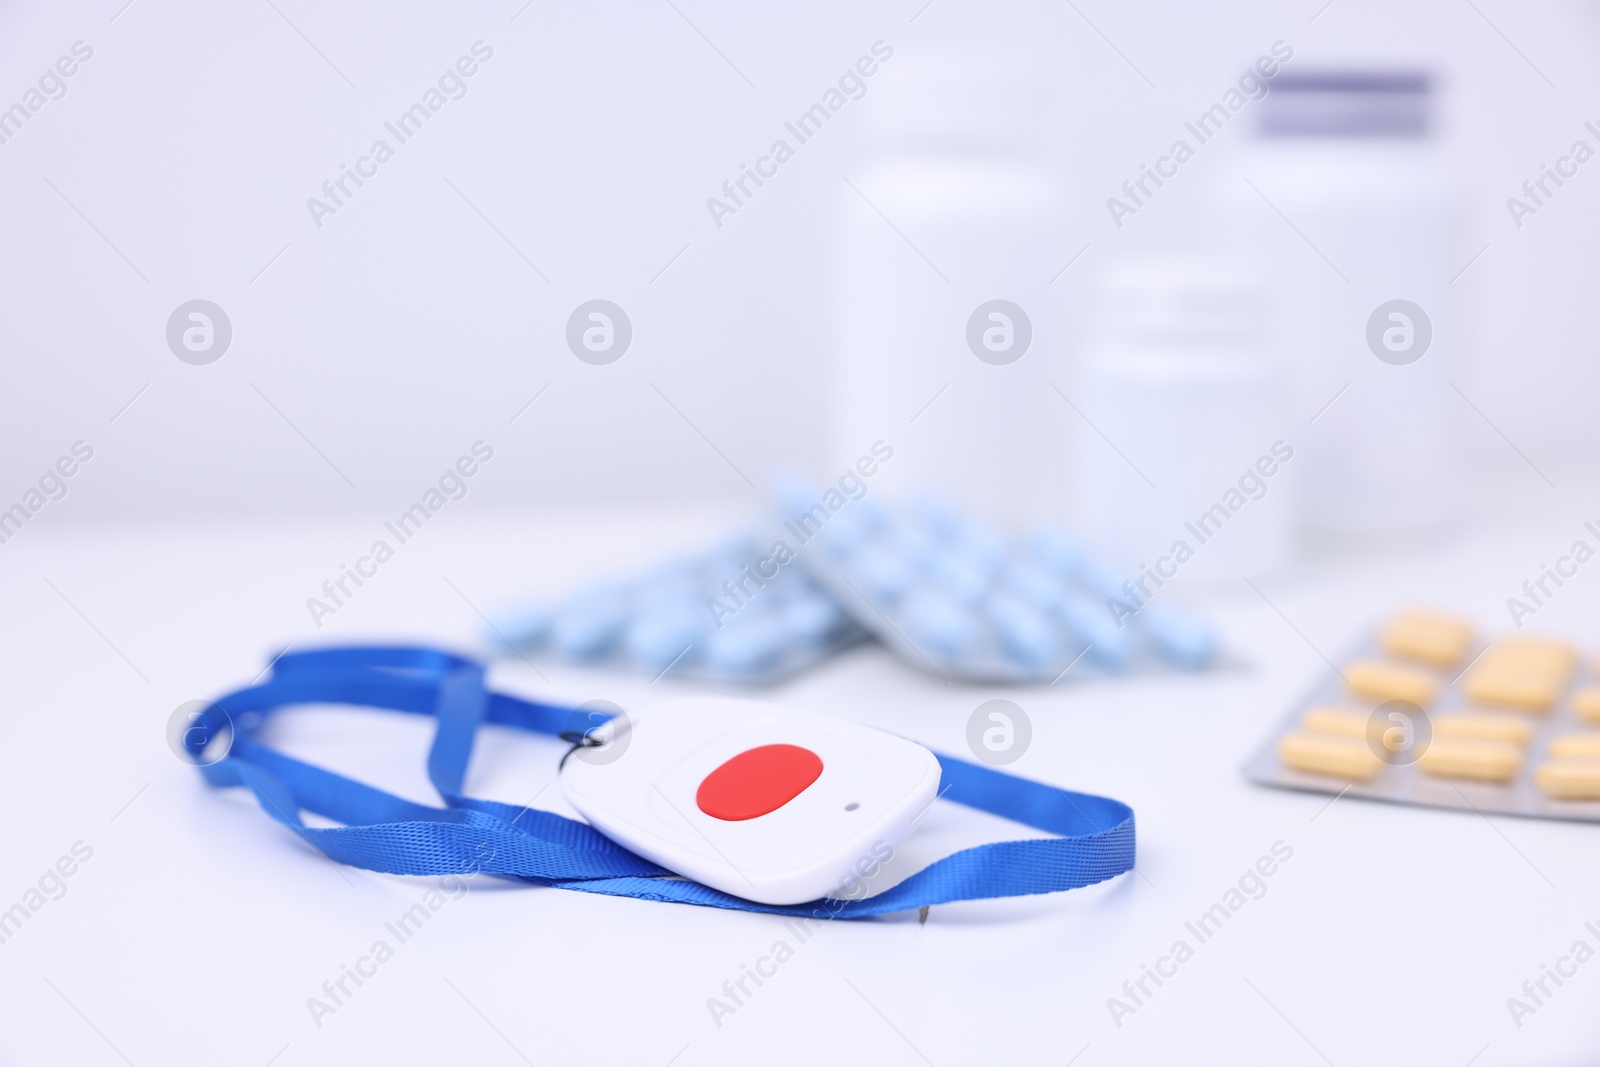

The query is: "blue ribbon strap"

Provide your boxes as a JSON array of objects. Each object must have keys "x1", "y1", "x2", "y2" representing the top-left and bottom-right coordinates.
[{"x1": 191, "y1": 645, "x2": 1135, "y2": 918}]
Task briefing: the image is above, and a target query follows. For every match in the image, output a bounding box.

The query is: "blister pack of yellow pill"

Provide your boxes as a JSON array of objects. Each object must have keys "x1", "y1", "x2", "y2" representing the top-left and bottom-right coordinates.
[{"x1": 1243, "y1": 609, "x2": 1600, "y2": 822}]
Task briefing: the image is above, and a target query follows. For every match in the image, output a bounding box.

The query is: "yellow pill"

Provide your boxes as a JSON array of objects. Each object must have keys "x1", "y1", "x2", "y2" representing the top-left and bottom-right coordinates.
[
  {"x1": 1418, "y1": 738, "x2": 1523, "y2": 783},
  {"x1": 1344, "y1": 660, "x2": 1438, "y2": 706},
  {"x1": 1393, "y1": 609, "x2": 1474, "y2": 643},
  {"x1": 1432, "y1": 713, "x2": 1534, "y2": 747},
  {"x1": 1535, "y1": 759, "x2": 1600, "y2": 800},
  {"x1": 1464, "y1": 668, "x2": 1561, "y2": 712},
  {"x1": 1482, "y1": 638, "x2": 1576, "y2": 680},
  {"x1": 1300, "y1": 707, "x2": 1369, "y2": 738},
  {"x1": 1278, "y1": 732, "x2": 1384, "y2": 781},
  {"x1": 1380, "y1": 610, "x2": 1474, "y2": 668},
  {"x1": 1573, "y1": 688, "x2": 1600, "y2": 724},
  {"x1": 1548, "y1": 733, "x2": 1600, "y2": 759},
  {"x1": 1474, "y1": 656, "x2": 1565, "y2": 689},
  {"x1": 1498, "y1": 634, "x2": 1576, "y2": 661}
]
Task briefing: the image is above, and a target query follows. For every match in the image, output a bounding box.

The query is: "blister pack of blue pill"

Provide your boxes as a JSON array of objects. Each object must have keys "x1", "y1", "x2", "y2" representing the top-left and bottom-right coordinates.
[
  {"x1": 486, "y1": 489, "x2": 1219, "y2": 686},
  {"x1": 486, "y1": 534, "x2": 868, "y2": 684},
  {"x1": 769, "y1": 484, "x2": 1218, "y2": 684}
]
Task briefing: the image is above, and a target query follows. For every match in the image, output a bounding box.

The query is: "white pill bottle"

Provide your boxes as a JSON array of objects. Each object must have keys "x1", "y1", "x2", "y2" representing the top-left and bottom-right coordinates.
[
  {"x1": 831, "y1": 50, "x2": 1069, "y2": 527},
  {"x1": 1077, "y1": 257, "x2": 1294, "y2": 583},
  {"x1": 1218, "y1": 71, "x2": 1466, "y2": 537}
]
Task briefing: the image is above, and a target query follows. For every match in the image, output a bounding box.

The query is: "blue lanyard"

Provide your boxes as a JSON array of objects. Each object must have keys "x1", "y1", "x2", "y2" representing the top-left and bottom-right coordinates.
[{"x1": 189, "y1": 645, "x2": 1136, "y2": 918}]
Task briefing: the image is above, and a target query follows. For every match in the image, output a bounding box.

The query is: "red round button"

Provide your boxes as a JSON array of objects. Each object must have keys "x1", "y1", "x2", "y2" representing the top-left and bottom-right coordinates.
[{"x1": 696, "y1": 744, "x2": 824, "y2": 821}]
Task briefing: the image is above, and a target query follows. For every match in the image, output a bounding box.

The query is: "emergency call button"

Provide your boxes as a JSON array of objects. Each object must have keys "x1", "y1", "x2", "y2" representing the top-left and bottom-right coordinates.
[
  {"x1": 560, "y1": 696, "x2": 942, "y2": 905},
  {"x1": 695, "y1": 744, "x2": 824, "y2": 821}
]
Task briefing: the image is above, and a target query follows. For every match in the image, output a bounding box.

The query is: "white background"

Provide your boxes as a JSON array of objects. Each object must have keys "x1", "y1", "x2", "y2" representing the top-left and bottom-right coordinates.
[{"x1": 4, "y1": 0, "x2": 1600, "y2": 518}]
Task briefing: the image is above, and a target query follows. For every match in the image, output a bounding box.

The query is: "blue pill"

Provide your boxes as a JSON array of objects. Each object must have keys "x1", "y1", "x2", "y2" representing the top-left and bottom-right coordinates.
[
  {"x1": 773, "y1": 476, "x2": 820, "y2": 520},
  {"x1": 1077, "y1": 560, "x2": 1138, "y2": 612},
  {"x1": 955, "y1": 522, "x2": 1007, "y2": 573},
  {"x1": 783, "y1": 595, "x2": 847, "y2": 644},
  {"x1": 706, "y1": 541, "x2": 761, "y2": 581},
  {"x1": 635, "y1": 589, "x2": 698, "y2": 621},
  {"x1": 988, "y1": 594, "x2": 1059, "y2": 669},
  {"x1": 911, "y1": 492, "x2": 963, "y2": 539},
  {"x1": 929, "y1": 554, "x2": 990, "y2": 606},
  {"x1": 1055, "y1": 593, "x2": 1132, "y2": 670},
  {"x1": 706, "y1": 616, "x2": 787, "y2": 676},
  {"x1": 1002, "y1": 558, "x2": 1067, "y2": 611},
  {"x1": 851, "y1": 545, "x2": 914, "y2": 605},
  {"x1": 1140, "y1": 605, "x2": 1217, "y2": 669},
  {"x1": 486, "y1": 605, "x2": 553, "y2": 651},
  {"x1": 853, "y1": 497, "x2": 889, "y2": 531},
  {"x1": 885, "y1": 523, "x2": 939, "y2": 571},
  {"x1": 550, "y1": 584, "x2": 630, "y2": 659},
  {"x1": 901, "y1": 585, "x2": 976, "y2": 661},
  {"x1": 626, "y1": 609, "x2": 710, "y2": 670},
  {"x1": 818, "y1": 506, "x2": 873, "y2": 560},
  {"x1": 1030, "y1": 528, "x2": 1088, "y2": 580},
  {"x1": 552, "y1": 608, "x2": 628, "y2": 661}
]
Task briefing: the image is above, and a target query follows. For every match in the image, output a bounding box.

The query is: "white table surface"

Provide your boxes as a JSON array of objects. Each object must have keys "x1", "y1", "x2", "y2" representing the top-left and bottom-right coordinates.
[{"x1": 1, "y1": 495, "x2": 1597, "y2": 1067}]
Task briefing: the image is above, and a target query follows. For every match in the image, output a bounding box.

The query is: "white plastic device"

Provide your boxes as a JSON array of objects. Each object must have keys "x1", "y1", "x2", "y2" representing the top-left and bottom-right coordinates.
[{"x1": 559, "y1": 697, "x2": 942, "y2": 905}]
